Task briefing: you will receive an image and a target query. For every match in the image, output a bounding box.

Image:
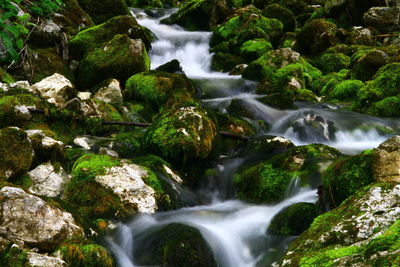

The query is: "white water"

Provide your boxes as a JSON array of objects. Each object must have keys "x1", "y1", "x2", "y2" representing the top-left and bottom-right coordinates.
[{"x1": 109, "y1": 9, "x2": 399, "y2": 267}]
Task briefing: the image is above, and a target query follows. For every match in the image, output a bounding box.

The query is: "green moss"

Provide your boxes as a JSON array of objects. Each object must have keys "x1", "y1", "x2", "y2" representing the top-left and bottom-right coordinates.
[
  {"x1": 234, "y1": 163, "x2": 294, "y2": 204},
  {"x1": 268, "y1": 202, "x2": 319, "y2": 236},
  {"x1": 71, "y1": 154, "x2": 120, "y2": 181},
  {"x1": 211, "y1": 52, "x2": 243, "y2": 72},
  {"x1": 322, "y1": 154, "x2": 374, "y2": 207},
  {"x1": 316, "y1": 52, "x2": 351, "y2": 74},
  {"x1": 0, "y1": 67, "x2": 15, "y2": 83},
  {"x1": 300, "y1": 246, "x2": 362, "y2": 267},
  {"x1": 112, "y1": 131, "x2": 142, "y2": 158},
  {"x1": 262, "y1": 4, "x2": 296, "y2": 32},
  {"x1": 0, "y1": 245, "x2": 30, "y2": 267},
  {"x1": 367, "y1": 96, "x2": 400, "y2": 117},
  {"x1": 328, "y1": 79, "x2": 364, "y2": 101},
  {"x1": 58, "y1": 244, "x2": 114, "y2": 267},
  {"x1": 77, "y1": 0, "x2": 129, "y2": 24},
  {"x1": 240, "y1": 39, "x2": 273, "y2": 62}
]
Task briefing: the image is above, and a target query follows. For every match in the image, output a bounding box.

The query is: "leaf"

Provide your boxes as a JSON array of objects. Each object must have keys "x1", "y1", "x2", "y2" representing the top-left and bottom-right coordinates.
[
  {"x1": 16, "y1": 38, "x2": 23, "y2": 49},
  {"x1": 4, "y1": 24, "x2": 20, "y2": 38}
]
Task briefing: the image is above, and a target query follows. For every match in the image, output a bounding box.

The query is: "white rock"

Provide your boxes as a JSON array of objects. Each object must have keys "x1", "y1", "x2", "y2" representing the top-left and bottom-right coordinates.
[
  {"x1": 77, "y1": 91, "x2": 92, "y2": 100},
  {"x1": 73, "y1": 136, "x2": 92, "y2": 150},
  {"x1": 0, "y1": 186, "x2": 84, "y2": 250},
  {"x1": 28, "y1": 162, "x2": 71, "y2": 198},
  {"x1": 26, "y1": 129, "x2": 64, "y2": 150},
  {"x1": 99, "y1": 147, "x2": 119, "y2": 158},
  {"x1": 10, "y1": 81, "x2": 32, "y2": 92},
  {"x1": 94, "y1": 79, "x2": 123, "y2": 104},
  {"x1": 32, "y1": 73, "x2": 76, "y2": 108},
  {"x1": 27, "y1": 252, "x2": 66, "y2": 267},
  {"x1": 95, "y1": 163, "x2": 157, "y2": 214},
  {"x1": 14, "y1": 105, "x2": 33, "y2": 120}
]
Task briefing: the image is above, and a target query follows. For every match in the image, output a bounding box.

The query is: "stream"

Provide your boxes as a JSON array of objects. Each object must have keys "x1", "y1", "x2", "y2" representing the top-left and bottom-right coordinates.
[{"x1": 106, "y1": 9, "x2": 400, "y2": 267}]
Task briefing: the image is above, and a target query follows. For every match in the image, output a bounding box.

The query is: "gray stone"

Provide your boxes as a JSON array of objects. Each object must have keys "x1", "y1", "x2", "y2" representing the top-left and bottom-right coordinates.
[
  {"x1": 94, "y1": 79, "x2": 123, "y2": 104},
  {"x1": 373, "y1": 135, "x2": 400, "y2": 183},
  {"x1": 364, "y1": 7, "x2": 400, "y2": 32},
  {"x1": 27, "y1": 251, "x2": 66, "y2": 267}
]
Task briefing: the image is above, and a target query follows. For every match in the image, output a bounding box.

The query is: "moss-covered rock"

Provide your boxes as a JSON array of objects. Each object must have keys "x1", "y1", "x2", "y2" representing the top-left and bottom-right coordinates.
[
  {"x1": 69, "y1": 15, "x2": 151, "y2": 59},
  {"x1": 160, "y1": 0, "x2": 232, "y2": 31},
  {"x1": 315, "y1": 52, "x2": 350, "y2": 74},
  {"x1": 349, "y1": 49, "x2": 388, "y2": 82},
  {"x1": 144, "y1": 105, "x2": 218, "y2": 165},
  {"x1": 363, "y1": 6, "x2": 400, "y2": 33},
  {"x1": 0, "y1": 127, "x2": 33, "y2": 180},
  {"x1": 262, "y1": 4, "x2": 296, "y2": 32},
  {"x1": 322, "y1": 153, "x2": 374, "y2": 208},
  {"x1": 367, "y1": 96, "x2": 400, "y2": 117},
  {"x1": 125, "y1": 70, "x2": 197, "y2": 113},
  {"x1": 78, "y1": 34, "x2": 150, "y2": 89},
  {"x1": 296, "y1": 19, "x2": 338, "y2": 55},
  {"x1": 268, "y1": 202, "x2": 318, "y2": 236},
  {"x1": 211, "y1": 52, "x2": 243, "y2": 72},
  {"x1": 134, "y1": 223, "x2": 217, "y2": 267},
  {"x1": 239, "y1": 39, "x2": 273, "y2": 62},
  {"x1": 57, "y1": 244, "x2": 114, "y2": 267},
  {"x1": 327, "y1": 79, "x2": 364, "y2": 101},
  {"x1": 77, "y1": 0, "x2": 129, "y2": 24}
]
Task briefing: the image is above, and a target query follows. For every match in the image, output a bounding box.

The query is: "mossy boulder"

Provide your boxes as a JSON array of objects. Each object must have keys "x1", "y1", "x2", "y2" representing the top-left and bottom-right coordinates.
[
  {"x1": 315, "y1": 52, "x2": 350, "y2": 74},
  {"x1": 327, "y1": 79, "x2": 364, "y2": 101},
  {"x1": 366, "y1": 96, "x2": 400, "y2": 117},
  {"x1": 239, "y1": 39, "x2": 273, "y2": 62},
  {"x1": 161, "y1": 0, "x2": 232, "y2": 31},
  {"x1": 262, "y1": 4, "x2": 296, "y2": 32},
  {"x1": 296, "y1": 19, "x2": 338, "y2": 55},
  {"x1": 211, "y1": 52, "x2": 243, "y2": 72},
  {"x1": 134, "y1": 223, "x2": 217, "y2": 267},
  {"x1": 56, "y1": 0, "x2": 94, "y2": 35},
  {"x1": 78, "y1": 34, "x2": 150, "y2": 89},
  {"x1": 268, "y1": 202, "x2": 319, "y2": 236},
  {"x1": 363, "y1": 6, "x2": 400, "y2": 33},
  {"x1": 0, "y1": 127, "x2": 33, "y2": 180},
  {"x1": 349, "y1": 49, "x2": 388, "y2": 82},
  {"x1": 278, "y1": 183, "x2": 400, "y2": 267},
  {"x1": 144, "y1": 106, "x2": 218, "y2": 165},
  {"x1": 69, "y1": 15, "x2": 151, "y2": 59},
  {"x1": 322, "y1": 153, "x2": 374, "y2": 208},
  {"x1": 77, "y1": 0, "x2": 129, "y2": 24},
  {"x1": 353, "y1": 63, "x2": 400, "y2": 116},
  {"x1": 57, "y1": 244, "x2": 114, "y2": 267},
  {"x1": 124, "y1": 71, "x2": 196, "y2": 112}
]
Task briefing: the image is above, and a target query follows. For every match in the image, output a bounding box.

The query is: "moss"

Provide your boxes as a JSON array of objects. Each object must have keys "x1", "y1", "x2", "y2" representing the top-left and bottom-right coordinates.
[
  {"x1": 299, "y1": 246, "x2": 362, "y2": 267},
  {"x1": 78, "y1": 34, "x2": 150, "y2": 89},
  {"x1": 316, "y1": 52, "x2": 350, "y2": 74},
  {"x1": 0, "y1": 245, "x2": 30, "y2": 267},
  {"x1": 0, "y1": 67, "x2": 15, "y2": 83},
  {"x1": 262, "y1": 4, "x2": 296, "y2": 32},
  {"x1": 364, "y1": 219, "x2": 400, "y2": 258},
  {"x1": 367, "y1": 96, "x2": 400, "y2": 117},
  {"x1": 239, "y1": 39, "x2": 273, "y2": 62},
  {"x1": 58, "y1": 244, "x2": 114, "y2": 267},
  {"x1": 77, "y1": 0, "x2": 129, "y2": 24},
  {"x1": 268, "y1": 202, "x2": 319, "y2": 236},
  {"x1": 234, "y1": 163, "x2": 294, "y2": 204},
  {"x1": 319, "y1": 69, "x2": 349, "y2": 97},
  {"x1": 322, "y1": 154, "x2": 374, "y2": 208},
  {"x1": 328, "y1": 79, "x2": 364, "y2": 101},
  {"x1": 69, "y1": 15, "x2": 149, "y2": 59},
  {"x1": 211, "y1": 52, "x2": 243, "y2": 72},
  {"x1": 134, "y1": 223, "x2": 217, "y2": 267},
  {"x1": 112, "y1": 131, "x2": 142, "y2": 158}
]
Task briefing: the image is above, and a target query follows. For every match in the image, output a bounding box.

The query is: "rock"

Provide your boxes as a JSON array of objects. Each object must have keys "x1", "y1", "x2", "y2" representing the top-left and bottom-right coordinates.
[
  {"x1": 0, "y1": 186, "x2": 84, "y2": 250},
  {"x1": 315, "y1": 52, "x2": 350, "y2": 74},
  {"x1": 346, "y1": 26, "x2": 374, "y2": 45},
  {"x1": 155, "y1": 59, "x2": 183, "y2": 73},
  {"x1": 65, "y1": 154, "x2": 159, "y2": 218},
  {"x1": 323, "y1": 152, "x2": 374, "y2": 208},
  {"x1": 239, "y1": 39, "x2": 273, "y2": 62},
  {"x1": 77, "y1": 0, "x2": 129, "y2": 24},
  {"x1": 26, "y1": 129, "x2": 65, "y2": 163},
  {"x1": 56, "y1": 0, "x2": 94, "y2": 33},
  {"x1": 161, "y1": 0, "x2": 232, "y2": 31},
  {"x1": 69, "y1": 15, "x2": 151, "y2": 59},
  {"x1": 27, "y1": 252, "x2": 67, "y2": 267},
  {"x1": 77, "y1": 91, "x2": 91, "y2": 100},
  {"x1": 364, "y1": 7, "x2": 400, "y2": 33},
  {"x1": 134, "y1": 223, "x2": 217, "y2": 267},
  {"x1": 32, "y1": 73, "x2": 77, "y2": 108},
  {"x1": 373, "y1": 136, "x2": 400, "y2": 183},
  {"x1": 29, "y1": 19, "x2": 62, "y2": 48},
  {"x1": 327, "y1": 79, "x2": 364, "y2": 101},
  {"x1": 350, "y1": 49, "x2": 388, "y2": 81},
  {"x1": 244, "y1": 135, "x2": 295, "y2": 158},
  {"x1": 262, "y1": 4, "x2": 296, "y2": 32},
  {"x1": 0, "y1": 127, "x2": 33, "y2": 180},
  {"x1": 268, "y1": 202, "x2": 319, "y2": 236},
  {"x1": 296, "y1": 19, "x2": 338, "y2": 55},
  {"x1": 278, "y1": 183, "x2": 400, "y2": 266},
  {"x1": 57, "y1": 244, "x2": 114, "y2": 266},
  {"x1": 73, "y1": 136, "x2": 92, "y2": 150},
  {"x1": 28, "y1": 162, "x2": 71, "y2": 198},
  {"x1": 93, "y1": 79, "x2": 123, "y2": 104},
  {"x1": 78, "y1": 34, "x2": 150, "y2": 89},
  {"x1": 144, "y1": 106, "x2": 218, "y2": 165}
]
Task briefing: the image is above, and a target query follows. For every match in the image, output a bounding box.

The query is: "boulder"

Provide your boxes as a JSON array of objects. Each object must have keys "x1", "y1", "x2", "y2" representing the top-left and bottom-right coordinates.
[
  {"x1": 27, "y1": 252, "x2": 67, "y2": 267},
  {"x1": 26, "y1": 129, "x2": 65, "y2": 163},
  {"x1": 28, "y1": 162, "x2": 71, "y2": 198},
  {"x1": 0, "y1": 186, "x2": 84, "y2": 250},
  {"x1": 93, "y1": 79, "x2": 123, "y2": 104},
  {"x1": 373, "y1": 136, "x2": 400, "y2": 183},
  {"x1": 32, "y1": 73, "x2": 77, "y2": 108},
  {"x1": 0, "y1": 127, "x2": 33, "y2": 180},
  {"x1": 350, "y1": 49, "x2": 388, "y2": 81},
  {"x1": 77, "y1": 0, "x2": 129, "y2": 24},
  {"x1": 134, "y1": 223, "x2": 217, "y2": 267},
  {"x1": 262, "y1": 4, "x2": 296, "y2": 32},
  {"x1": 57, "y1": 244, "x2": 114, "y2": 267},
  {"x1": 364, "y1": 7, "x2": 400, "y2": 33},
  {"x1": 78, "y1": 34, "x2": 150, "y2": 89}
]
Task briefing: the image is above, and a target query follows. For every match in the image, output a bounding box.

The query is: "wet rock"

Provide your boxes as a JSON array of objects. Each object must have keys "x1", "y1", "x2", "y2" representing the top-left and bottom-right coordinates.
[
  {"x1": 0, "y1": 186, "x2": 84, "y2": 250},
  {"x1": 0, "y1": 127, "x2": 33, "y2": 180},
  {"x1": 268, "y1": 202, "x2": 319, "y2": 236},
  {"x1": 278, "y1": 184, "x2": 400, "y2": 266},
  {"x1": 78, "y1": 34, "x2": 150, "y2": 89},
  {"x1": 26, "y1": 129, "x2": 65, "y2": 163},
  {"x1": 295, "y1": 19, "x2": 338, "y2": 55},
  {"x1": 32, "y1": 73, "x2": 77, "y2": 108},
  {"x1": 350, "y1": 49, "x2": 388, "y2": 81},
  {"x1": 27, "y1": 252, "x2": 67, "y2": 267},
  {"x1": 77, "y1": 0, "x2": 129, "y2": 24},
  {"x1": 373, "y1": 136, "x2": 400, "y2": 183},
  {"x1": 155, "y1": 59, "x2": 183, "y2": 73},
  {"x1": 28, "y1": 162, "x2": 71, "y2": 198},
  {"x1": 135, "y1": 223, "x2": 217, "y2": 267},
  {"x1": 244, "y1": 135, "x2": 294, "y2": 157},
  {"x1": 93, "y1": 79, "x2": 123, "y2": 104},
  {"x1": 364, "y1": 7, "x2": 400, "y2": 33}
]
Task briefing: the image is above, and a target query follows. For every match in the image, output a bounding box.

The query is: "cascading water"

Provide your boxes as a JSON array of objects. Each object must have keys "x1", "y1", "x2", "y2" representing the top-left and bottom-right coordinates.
[{"x1": 107, "y1": 9, "x2": 400, "y2": 267}]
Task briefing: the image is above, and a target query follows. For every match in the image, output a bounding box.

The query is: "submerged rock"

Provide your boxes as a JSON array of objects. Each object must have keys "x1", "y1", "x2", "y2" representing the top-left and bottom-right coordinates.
[
  {"x1": 0, "y1": 186, "x2": 84, "y2": 250},
  {"x1": 373, "y1": 135, "x2": 400, "y2": 183}
]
